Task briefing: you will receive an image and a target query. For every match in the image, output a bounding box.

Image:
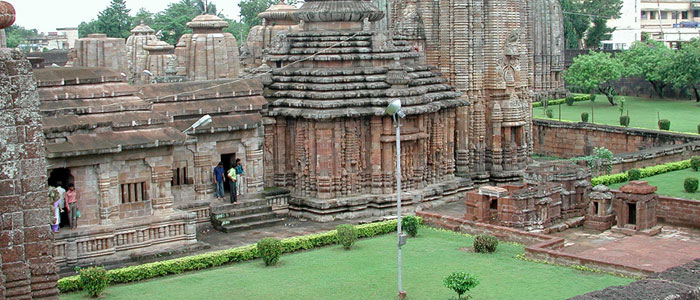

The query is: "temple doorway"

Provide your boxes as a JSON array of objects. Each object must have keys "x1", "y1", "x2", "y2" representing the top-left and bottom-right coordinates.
[
  {"x1": 220, "y1": 153, "x2": 237, "y2": 193},
  {"x1": 48, "y1": 168, "x2": 73, "y2": 228},
  {"x1": 628, "y1": 203, "x2": 637, "y2": 225}
]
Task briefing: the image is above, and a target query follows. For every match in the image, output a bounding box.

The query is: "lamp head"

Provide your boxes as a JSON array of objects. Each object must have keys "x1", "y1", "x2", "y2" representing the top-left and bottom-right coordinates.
[
  {"x1": 192, "y1": 114, "x2": 212, "y2": 130},
  {"x1": 385, "y1": 99, "x2": 403, "y2": 117}
]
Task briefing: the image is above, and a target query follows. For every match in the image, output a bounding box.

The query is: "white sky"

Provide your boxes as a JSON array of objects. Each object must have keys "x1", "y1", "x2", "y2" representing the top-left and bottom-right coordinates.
[{"x1": 12, "y1": 0, "x2": 243, "y2": 33}]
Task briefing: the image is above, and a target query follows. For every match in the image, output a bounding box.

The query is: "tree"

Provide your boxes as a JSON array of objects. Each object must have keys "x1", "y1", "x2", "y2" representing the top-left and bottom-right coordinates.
[
  {"x1": 152, "y1": 0, "x2": 201, "y2": 45},
  {"x1": 195, "y1": 0, "x2": 219, "y2": 15},
  {"x1": 239, "y1": 0, "x2": 297, "y2": 29},
  {"x1": 133, "y1": 8, "x2": 154, "y2": 26},
  {"x1": 5, "y1": 25, "x2": 38, "y2": 49},
  {"x1": 560, "y1": 0, "x2": 623, "y2": 49},
  {"x1": 95, "y1": 0, "x2": 133, "y2": 39},
  {"x1": 78, "y1": 20, "x2": 99, "y2": 38},
  {"x1": 620, "y1": 40, "x2": 673, "y2": 98},
  {"x1": 565, "y1": 51, "x2": 624, "y2": 105},
  {"x1": 666, "y1": 39, "x2": 700, "y2": 102}
]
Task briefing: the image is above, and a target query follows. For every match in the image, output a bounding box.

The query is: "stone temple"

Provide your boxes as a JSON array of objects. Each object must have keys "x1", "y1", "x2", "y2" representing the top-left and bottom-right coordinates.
[
  {"x1": 0, "y1": 0, "x2": 569, "y2": 273},
  {"x1": 262, "y1": 0, "x2": 471, "y2": 221}
]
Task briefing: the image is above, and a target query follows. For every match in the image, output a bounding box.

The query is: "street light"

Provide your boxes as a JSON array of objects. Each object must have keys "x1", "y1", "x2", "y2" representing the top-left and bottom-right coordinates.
[
  {"x1": 183, "y1": 114, "x2": 212, "y2": 134},
  {"x1": 385, "y1": 99, "x2": 407, "y2": 299}
]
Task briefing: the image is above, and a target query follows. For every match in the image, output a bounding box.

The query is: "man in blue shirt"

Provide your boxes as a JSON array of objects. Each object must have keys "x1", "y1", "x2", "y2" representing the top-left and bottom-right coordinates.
[{"x1": 213, "y1": 162, "x2": 225, "y2": 201}]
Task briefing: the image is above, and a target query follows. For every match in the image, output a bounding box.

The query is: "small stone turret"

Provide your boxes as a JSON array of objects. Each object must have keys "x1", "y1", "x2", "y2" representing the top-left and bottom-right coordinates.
[
  {"x1": 244, "y1": 0, "x2": 299, "y2": 68},
  {"x1": 175, "y1": 14, "x2": 241, "y2": 80},
  {"x1": 126, "y1": 24, "x2": 159, "y2": 82}
]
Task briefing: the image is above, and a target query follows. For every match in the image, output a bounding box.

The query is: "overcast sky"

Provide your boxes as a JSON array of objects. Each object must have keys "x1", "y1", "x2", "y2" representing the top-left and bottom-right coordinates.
[{"x1": 13, "y1": 0, "x2": 243, "y2": 33}]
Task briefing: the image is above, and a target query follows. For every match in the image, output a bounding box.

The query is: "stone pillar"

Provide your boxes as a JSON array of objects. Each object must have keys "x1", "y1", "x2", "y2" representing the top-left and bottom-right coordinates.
[
  {"x1": 243, "y1": 137, "x2": 265, "y2": 196},
  {"x1": 0, "y1": 48, "x2": 59, "y2": 299},
  {"x1": 370, "y1": 117, "x2": 383, "y2": 194},
  {"x1": 146, "y1": 157, "x2": 175, "y2": 213},
  {"x1": 191, "y1": 143, "x2": 215, "y2": 201},
  {"x1": 96, "y1": 164, "x2": 118, "y2": 225}
]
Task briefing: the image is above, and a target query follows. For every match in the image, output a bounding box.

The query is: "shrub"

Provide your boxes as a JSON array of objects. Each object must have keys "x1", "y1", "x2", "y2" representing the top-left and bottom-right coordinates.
[
  {"x1": 402, "y1": 215, "x2": 420, "y2": 237},
  {"x1": 591, "y1": 159, "x2": 692, "y2": 186},
  {"x1": 589, "y1": 94, "x2": 596, "y2": 102},
  {"x1": 336, "y1": 224, "x2": 357, "y2": 250},
  {"x1": 658, "y1": 119, "x2": 671, "y2": 130},
  {"x1": 444, "y1": 272, "x2": 479, "y2": 300},
  {"x1": 685, "y1": 177, "x2": 699, "y2": 193},
  {"x1": 565, "y1": 97, "x2": 575, "y2": 106},
  {"x1": 697, "y1": 123, "x2": 700, "y2": 134},
  {"x1": 581, "y1": 112, "x2": 589, "y2": 122},
  {"x1": 691, "y1": 156, "x2": 700, "y2": 171},
  {"x1": 257, "y1": 237, "x2": 283, "y2": 266},
  {"x1": 627, "y1": 169, "x2": 642, "y2": 181},
  {"x1": 619, "y1": 115, "x2": 630, "y2": 127},
  {"x1": 473, "y1": 234, "x2": 498, "y2": 253},
  {"x1": 79, "y1": 266, "x2": 108, "y2": 298},
  {"x1": 545, "y1": 108, "x2": 553, "y2": 118}
]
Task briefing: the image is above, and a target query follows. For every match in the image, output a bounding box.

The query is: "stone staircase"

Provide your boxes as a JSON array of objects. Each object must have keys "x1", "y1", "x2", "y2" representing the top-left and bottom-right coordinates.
[{"x1": 210, "y1": 198, "x2": 285, "y2": 233}]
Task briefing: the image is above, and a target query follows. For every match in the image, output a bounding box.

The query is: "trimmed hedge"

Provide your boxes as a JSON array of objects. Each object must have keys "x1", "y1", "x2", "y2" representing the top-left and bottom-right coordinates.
[
  {"x1": 581, "y1": 112, "x2": 589, "y2": 122},
  {"x1": 58, "y1": 218, "x2": 418, "y2": 293},
  {"x1": 592, "y1": 159, "x2": 692, "y2": 186},
  {"x1": 532, "y1": 95, "x2": 591, "y2": 108},
  {"x1": 685, "y1": 177, "x2": 699, "y2": 193}
]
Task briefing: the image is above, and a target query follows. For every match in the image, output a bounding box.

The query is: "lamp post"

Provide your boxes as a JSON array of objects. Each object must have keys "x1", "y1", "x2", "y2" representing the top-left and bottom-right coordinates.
[{"x1": 385, "y1": 99, "x2": 407, "y2": 299}]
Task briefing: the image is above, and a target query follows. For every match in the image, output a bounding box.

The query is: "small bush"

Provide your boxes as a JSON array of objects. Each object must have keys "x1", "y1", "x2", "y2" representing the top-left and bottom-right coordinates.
[
  {"x1": 565, "y1": 97, "x2": 575, "y2": 106},
  {"x1": 257, "y1": 237, "x2": 282, "y2": 266},
  {"x1": 697, "y1": 123, "x2": 700, "y2": 134},
  {"x1": 627, "y1": 169, "x2": 642, "y2": 181},
  {"x1": 473, "y1": 234, "x2": 498, "y2": 253},
  {"x1": 444, "y1": 272, "x2": 479, "y2": 300},
  {"x1": 545, "y1": 108, "x2": 553, "y2": 118},
  {"x1": 589, "y1": 94, "x2": 596, "y2": 102},
  {"x1": 79, "y1": 266, "x2": 108, "y2": 298},
  {"x1": 691, "y1": 156, "x2": 700, "y2": 171},
  {"x1": 581, "y1": 112, "x2": 589, "y2": 122},
  {"x1": 402, "y1": 215, "x2": 420, "y2": 237},
  {"x1": 336, "y1": 224, "x2": 357, "y2": 250},
  {"x1": 619, "y1": 115, "x2": 630, "y2": 127},
  {"x1": 658, "y1": 119, "x2": 671, "y2": 130},
  {"x1": 685, "y1": 177, "x2": 699, "y2": 193}
]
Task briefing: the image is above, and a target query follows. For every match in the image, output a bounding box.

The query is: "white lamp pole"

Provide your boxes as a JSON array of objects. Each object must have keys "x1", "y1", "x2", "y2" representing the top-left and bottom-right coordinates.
[{"x1": 386, "y1": 99, "x2": 406, "y2": 299}]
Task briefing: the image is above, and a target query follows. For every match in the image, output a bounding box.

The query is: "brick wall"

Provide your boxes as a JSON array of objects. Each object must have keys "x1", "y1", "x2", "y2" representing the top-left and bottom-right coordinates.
[
  {"x1": 657, "y1": 196, "x2": 700, "y2": 229},
  {"x1": 0, "y1": 50, "x2": 59, "y2": 298}
]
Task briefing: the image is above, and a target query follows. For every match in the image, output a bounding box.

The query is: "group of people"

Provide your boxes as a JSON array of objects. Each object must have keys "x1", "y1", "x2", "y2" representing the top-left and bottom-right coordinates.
[
  {"x1": 213, "y1": 159, "x2": 244, "y2": 203},
  {"x1": 49, "y1": 182, "x2": 78, "y2": 233}
]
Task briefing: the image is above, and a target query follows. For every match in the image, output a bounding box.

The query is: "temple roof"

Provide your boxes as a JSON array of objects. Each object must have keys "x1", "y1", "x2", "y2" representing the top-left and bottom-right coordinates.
[
  {"x1": 144, "y1": 40, "x2": 174, "y2": 52},
  {"x1": 258, "y1": 0, "x2": 298, "y2": 21},
  {"x1": 292, "y1": 0, "x2": 384, "y2": 23},
  {"x1": 186, "y1": 14, "x2": 229, "y2": 29},
  {"x1": 131, "y1": 23, "x2": 155, "y2": 34}
]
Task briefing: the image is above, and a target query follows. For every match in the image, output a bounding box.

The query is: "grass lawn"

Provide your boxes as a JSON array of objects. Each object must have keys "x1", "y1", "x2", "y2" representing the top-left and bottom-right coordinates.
[
  {"x1": 609, "y1": 168, "x2": 700, "y2": 200},
  {"x1": 534, "y1": 96, "x2": 700, "y2": 134},
  {"x1": 61, "y1": 228, "x2": 632, "y2": 300}
]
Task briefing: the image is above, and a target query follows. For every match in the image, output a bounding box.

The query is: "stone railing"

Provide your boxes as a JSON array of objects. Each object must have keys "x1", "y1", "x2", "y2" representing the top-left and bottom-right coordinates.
[
  {"x1": 264, "y1": 188, "x2": 290, "y2": 214},
  {"x1": 53, "y1": 211, "x2": 197, "y2": 267},
  {"x1": 175, "y1": 202, "x2": 212, "y2": 229}
]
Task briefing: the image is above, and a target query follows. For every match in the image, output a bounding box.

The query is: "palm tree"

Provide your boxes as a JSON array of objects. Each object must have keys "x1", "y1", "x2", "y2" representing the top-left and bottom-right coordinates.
[{"x1": 195, "y1": 0, "x2": 218, "y2": 15}]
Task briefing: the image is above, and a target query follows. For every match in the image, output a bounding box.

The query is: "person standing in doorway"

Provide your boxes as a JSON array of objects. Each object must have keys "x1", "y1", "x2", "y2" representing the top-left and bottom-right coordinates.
[
  {"x1": 55, "y1": 182, "x2": 67, "y2": 228},
  {"x1": 227, "y1": 164, "x2": 237, "y2": 204},
  {"x1": 235, "y1": 159, "x2": 244, "y2": 196},
  {"x1": 65, "y1": 184, "x2": 78, "y2": 230},
  {"x1": 213, "y1": 162, "x2": 225, "y2": 201},
  {"x1": 49, "y1": 186, "x2": 60, "y2": 233}
]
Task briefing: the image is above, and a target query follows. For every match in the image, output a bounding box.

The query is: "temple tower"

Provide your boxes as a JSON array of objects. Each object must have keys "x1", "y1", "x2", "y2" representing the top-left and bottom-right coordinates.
[
  {"x1": 126, "y1": 24, "x2": 159, "y2": 83},
  {"x1": 262, "y1": 0, "x2": 472, "y2": 221},
  {"x1": 143, "y1": 41, "x2": 178, "y2": 81},
  {"x1": 73, "y1": 33, "x2": 128, "y2": 74},
  {"x1": 527, "y1": 0, "x2": 567, "y2": 101},
  {"x1": 243, "y1": 0, "x2": 299, "y2": 68},
  {"x1": 175, "y1": 14, "x2": 241, "y2": 81}
]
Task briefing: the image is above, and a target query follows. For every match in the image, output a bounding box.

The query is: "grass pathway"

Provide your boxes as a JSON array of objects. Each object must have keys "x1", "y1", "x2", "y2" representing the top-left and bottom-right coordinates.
[{"x1": 61, "y1": 228, "x2": 632, "y2": 300}]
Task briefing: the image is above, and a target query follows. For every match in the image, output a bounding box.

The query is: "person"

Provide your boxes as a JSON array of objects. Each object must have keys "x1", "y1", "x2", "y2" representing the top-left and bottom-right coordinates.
[
  {"x1": 227, "y1": 164, "x2": 237, "y2": 204},
  {"x1": 213, "y1": 162, "x2": 225, "y2": 201},
  {"x1": 55, "y1": 182, "x2": 67, "y2": 228},
  {"x1": 235, "y1": 159, "x2": 244, "y2": 196},
  {"x1": 65, "y1": 184, "x2": 78, "y2": 230},
  {"x1": 48, "y1": 186, "x2": 60, "y2": 233}
]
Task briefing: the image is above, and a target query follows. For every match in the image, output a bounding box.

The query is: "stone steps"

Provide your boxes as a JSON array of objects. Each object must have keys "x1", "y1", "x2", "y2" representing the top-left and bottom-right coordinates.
[{"x1": 210, "y1": 199, "x2": 284, "y2": 233}]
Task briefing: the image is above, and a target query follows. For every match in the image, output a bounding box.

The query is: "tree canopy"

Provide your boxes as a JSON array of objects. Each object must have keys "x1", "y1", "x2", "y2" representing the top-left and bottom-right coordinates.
[
  {"x1": 620, "y1": 40, "x2": 674, "y2": 98},
  {"x1": 666, "y1": 39, "x2": 700, "y2": 102},
  {"x1": 96, "y1": 0, "x2": 133, "y2": 39},
  {"x1": 4, "y1": 25, "x2": 38, "y2": 49},
  {"x1": 560, "y1": 0, "x2": 623, "y2": 49},
  {"x1": 565, "y1": 51, "x2": 624, "y2": 105}
]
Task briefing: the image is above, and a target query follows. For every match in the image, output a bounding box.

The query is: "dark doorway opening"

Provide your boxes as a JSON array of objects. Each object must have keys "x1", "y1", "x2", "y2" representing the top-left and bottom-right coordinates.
[
  {"x1": 48, "y1": 168, "x2": 73, "y2": 228},
  {"x1": 490, "y1": 198, "x2": 498, "y2": 210},
  {"x1": 220, "y1": 153, "x2": 236, "y2": 193},
  {"x1": 628, "y1": 202, "x2": 637, "y2": 225},
  {"x1": 593, "y1": 202, "x2": 599, "y2": 215}
]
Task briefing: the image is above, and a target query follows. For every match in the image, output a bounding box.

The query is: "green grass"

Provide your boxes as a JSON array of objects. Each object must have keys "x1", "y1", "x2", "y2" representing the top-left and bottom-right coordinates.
[
  {"x1": 535, "y1": 95, "x2": 700, "y2": 134},
  {"x1": 60, "y1": 228, "x2": 632, "y2": 300},
  {"x1": 610, "y1": 168, "x2": 700, "y2": 200}
]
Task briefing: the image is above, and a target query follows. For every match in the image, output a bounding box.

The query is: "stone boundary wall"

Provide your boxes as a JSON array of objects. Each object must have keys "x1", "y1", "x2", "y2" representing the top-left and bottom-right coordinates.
[
  {"x1": 417, "y1": 211, "x2": 653, "y2": 277},
  {"x1": 655, "y1": 196, "x2": 700, "y2": 229},
  {"x1": 534, "y1": 119, "x2": 700, "y2": 174}
]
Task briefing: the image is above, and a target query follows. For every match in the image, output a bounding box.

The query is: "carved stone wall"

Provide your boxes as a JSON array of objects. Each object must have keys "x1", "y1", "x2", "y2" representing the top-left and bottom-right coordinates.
[{"x1": 0, "y1": 49, "x2": 59, "y2": 299}]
